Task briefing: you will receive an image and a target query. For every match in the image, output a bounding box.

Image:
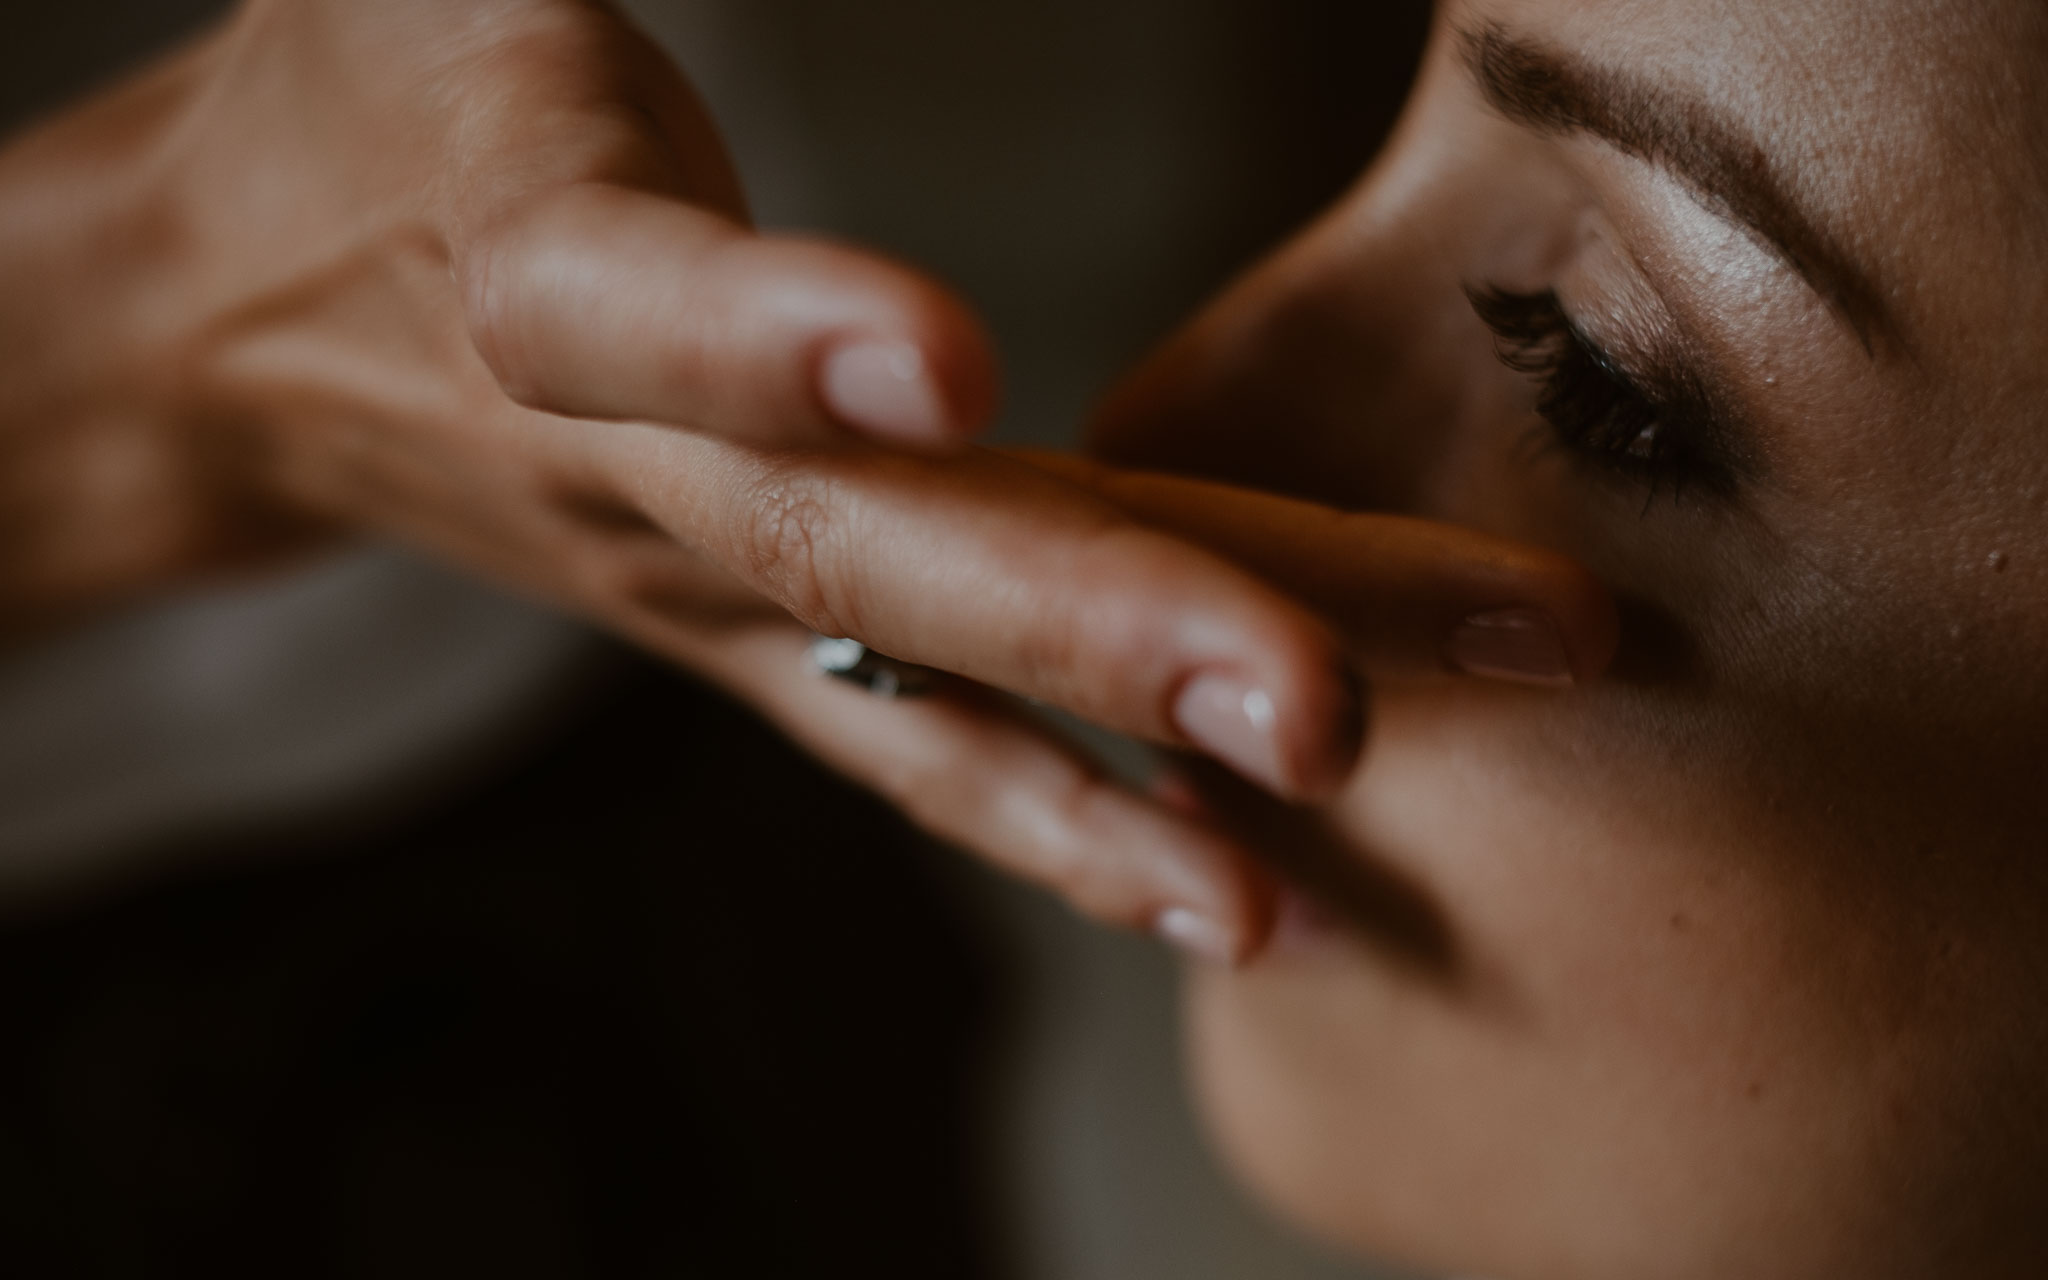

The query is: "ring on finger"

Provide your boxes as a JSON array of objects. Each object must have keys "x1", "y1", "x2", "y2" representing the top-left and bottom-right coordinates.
[{"x1": 807, "y1": 635, "x2": 939, "y2": 699}]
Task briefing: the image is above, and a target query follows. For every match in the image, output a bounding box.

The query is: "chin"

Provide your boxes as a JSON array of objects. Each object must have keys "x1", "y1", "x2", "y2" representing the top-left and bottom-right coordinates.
[
  {"x1": 1171, "y1": 693, "x2": 2048, "y2": 1280},
  {"x1": 1180, "y1": 873, "x2": 2048, "y2": 1280}
]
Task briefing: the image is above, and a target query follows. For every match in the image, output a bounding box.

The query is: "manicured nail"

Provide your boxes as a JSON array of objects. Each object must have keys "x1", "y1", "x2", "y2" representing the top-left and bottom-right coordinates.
[
  {"x1": 1448, "y1": 608, "x2": 1574, "y2": 687},
  {"x1": 819, "y1": 339, "x2": 952, "y2": 445},
  {"x1": 1156, "y1": 907, "x2": 1235, "y2": 964},
  {"x1": 1174, "y1": 673, "x2": 1289, "y2": 794}
]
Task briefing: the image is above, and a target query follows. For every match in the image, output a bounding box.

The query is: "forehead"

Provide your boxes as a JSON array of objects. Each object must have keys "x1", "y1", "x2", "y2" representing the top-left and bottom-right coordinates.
[
  {"x1": 1451, "y1": 0, "x2": 2048, "y2": 194},
  {"x1": 1451, "y1": 0, "x2": 2048, "y2": 342},
  {"x1": 1455, "y1": 0, "x2": 2048, "y2": 91}
]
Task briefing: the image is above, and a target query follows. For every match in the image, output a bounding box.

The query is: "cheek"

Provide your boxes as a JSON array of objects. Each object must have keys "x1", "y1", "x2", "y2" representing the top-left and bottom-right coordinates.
[{"x1": 1182, "y1": 686, "x2": 2015, "y2": 1280}]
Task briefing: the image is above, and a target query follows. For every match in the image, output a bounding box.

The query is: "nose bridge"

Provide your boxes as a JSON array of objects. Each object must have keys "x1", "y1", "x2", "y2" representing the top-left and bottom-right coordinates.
[{"x1": 1086, "y1": 77, "x2": 1497, "y2": 514}]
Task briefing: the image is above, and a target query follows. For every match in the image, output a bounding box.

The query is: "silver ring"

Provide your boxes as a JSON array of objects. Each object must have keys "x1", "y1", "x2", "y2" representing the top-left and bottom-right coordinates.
[{"x1": 807, "y1": 635, "x2": 937, "y2": 699}]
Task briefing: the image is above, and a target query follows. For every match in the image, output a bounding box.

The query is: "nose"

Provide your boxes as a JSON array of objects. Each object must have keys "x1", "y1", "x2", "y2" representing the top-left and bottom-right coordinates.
[
  {"x1": 1083, "y1": 184, "x2": 1478, "y2": 517},
  {"x1": 1080, "y1": 28, "x2": 1573, "y2": 526}
]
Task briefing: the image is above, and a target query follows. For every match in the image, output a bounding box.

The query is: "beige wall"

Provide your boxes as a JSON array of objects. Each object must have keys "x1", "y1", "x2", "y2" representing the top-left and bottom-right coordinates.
[{"x1": 632, "y1": 0, "x2": 1428, "y2": 445}]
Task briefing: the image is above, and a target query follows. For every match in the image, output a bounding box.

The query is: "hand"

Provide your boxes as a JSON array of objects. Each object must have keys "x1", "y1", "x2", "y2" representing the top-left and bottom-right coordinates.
[
  {"x1": 0, "y1": 0, "x2": 997, "y2": 623},
  {"x1": 0, "y1": 0, "x2": 1616, "y2": 962},
  {"x1": 683, "y1": 451, "x2": 1618, "y2": 963}
]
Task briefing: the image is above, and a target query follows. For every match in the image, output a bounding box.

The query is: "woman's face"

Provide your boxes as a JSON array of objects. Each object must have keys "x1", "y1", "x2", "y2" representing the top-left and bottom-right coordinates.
[{"x1": 1088, "y1": 1, "x2": 2048, "y2": 1276}]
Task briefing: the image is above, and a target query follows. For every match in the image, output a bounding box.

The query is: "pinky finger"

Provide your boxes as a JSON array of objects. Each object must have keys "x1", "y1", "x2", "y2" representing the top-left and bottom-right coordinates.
[{"x1": 678, "y1": 624, "x2": 1280, "y2": 964}]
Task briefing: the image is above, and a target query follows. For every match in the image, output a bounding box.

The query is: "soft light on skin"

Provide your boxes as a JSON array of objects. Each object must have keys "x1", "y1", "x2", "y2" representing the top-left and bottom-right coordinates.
[{"x1": 1089, "y1": 0, "x2": 2048, "y2": 1276}]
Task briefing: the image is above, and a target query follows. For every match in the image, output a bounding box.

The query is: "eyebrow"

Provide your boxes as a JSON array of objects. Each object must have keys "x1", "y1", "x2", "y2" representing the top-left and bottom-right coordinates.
[{"x1": 1459, "y1": 23, "x2": 1891, "y2": 355}]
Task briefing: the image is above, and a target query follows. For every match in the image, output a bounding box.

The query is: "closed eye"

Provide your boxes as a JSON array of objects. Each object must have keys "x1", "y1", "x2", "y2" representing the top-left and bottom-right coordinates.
[{"x1": 1467, "y1": 284, "x2": 1744, "y2": 502}]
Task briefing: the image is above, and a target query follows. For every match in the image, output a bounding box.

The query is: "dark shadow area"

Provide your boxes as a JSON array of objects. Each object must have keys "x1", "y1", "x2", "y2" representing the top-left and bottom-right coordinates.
[
  {"x1": 1, "y1": 2, "x2": 231, "y2": 136},
  {"x1": 1195, "y1": 764, "x2": 1462, "y2": 991},
  {"x1": 0, "y1": 652, "x2": 1006, "y2": 1280}
]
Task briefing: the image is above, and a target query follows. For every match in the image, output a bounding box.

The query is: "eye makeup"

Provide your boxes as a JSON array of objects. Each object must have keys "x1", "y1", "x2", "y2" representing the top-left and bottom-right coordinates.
[{"x1": 1467, "y1": 284, "x2": 1756, "y2": 504}]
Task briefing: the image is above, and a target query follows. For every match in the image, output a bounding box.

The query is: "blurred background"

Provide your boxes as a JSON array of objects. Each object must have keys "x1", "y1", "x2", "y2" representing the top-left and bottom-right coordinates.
[{"x1": 0, "y1": 2, "x2": 1432, "y2": 1276}]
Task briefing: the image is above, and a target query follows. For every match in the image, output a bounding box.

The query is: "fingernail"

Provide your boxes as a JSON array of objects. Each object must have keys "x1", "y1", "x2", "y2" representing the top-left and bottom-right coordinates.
[
  {"x1": 1174, "y1": 673, "x2": 1289, "y2": 794},
  {"x1": 1448, "y1": 608, "x2": 1575, "y2": 687},
  {"x1": 1156, "y1": 907, "x2": 1236, "y2": 964},
  {"x1": 819, "y1": 339, "x2": 952, "y2": 445}
]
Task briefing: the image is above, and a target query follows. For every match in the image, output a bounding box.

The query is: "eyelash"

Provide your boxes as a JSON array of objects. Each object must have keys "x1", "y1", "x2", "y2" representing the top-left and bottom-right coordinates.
[{"x1": 1467, "y1": 285, "x2": 1737, "y2": 501}]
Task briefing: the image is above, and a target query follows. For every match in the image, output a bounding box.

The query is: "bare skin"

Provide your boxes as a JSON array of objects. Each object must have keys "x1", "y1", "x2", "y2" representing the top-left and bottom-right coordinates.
[
  {"x1": 30, "y1": 1, "x2": 2040, "y2": 1270},
  {"x1": 0, "y1": 0, "x2": 1616, "y2": 960},
  {"x1": 1089, "y1": 0, "x2": 2048, "y2": 1275}
]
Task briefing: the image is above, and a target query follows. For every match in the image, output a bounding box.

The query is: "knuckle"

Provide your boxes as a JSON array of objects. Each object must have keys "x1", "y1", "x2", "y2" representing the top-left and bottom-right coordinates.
[
  {"x1": 460, "y1": 224, "x2": 543, "y2": 407},
  {"x1": 735, "y1": 468, "x2": 855, "y2": 634},
  {"x1": 1033, "y1": 771, "x2": 1134, "y2": 921}
]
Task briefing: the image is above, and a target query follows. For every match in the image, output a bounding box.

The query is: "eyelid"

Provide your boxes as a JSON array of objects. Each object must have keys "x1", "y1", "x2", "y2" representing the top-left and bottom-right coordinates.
[
  {"x1": 1584, "y1": 306, "x2": 1764, "y2": 487},
  {"x1": 1458, "y1": 20, "x2": 1892, "y2": 355},
  {"x1": 1467, "y1": 283, "x2": 1756, "y2": 499}
]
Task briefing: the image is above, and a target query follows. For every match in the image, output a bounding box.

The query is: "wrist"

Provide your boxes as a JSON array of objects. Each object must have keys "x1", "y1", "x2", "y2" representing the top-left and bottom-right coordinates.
[{"x1": 0, "y1": 38, "x2": 268, "y2": 628}]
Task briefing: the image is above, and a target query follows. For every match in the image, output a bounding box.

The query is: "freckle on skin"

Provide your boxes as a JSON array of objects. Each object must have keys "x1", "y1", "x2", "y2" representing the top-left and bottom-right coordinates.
[
  {"x1": 1746, "y1": 1081, "x2": 1765, "y2": 1102},
  {"x1": 1669, "y1": 912, "x2": 1689, "y2": 933}
]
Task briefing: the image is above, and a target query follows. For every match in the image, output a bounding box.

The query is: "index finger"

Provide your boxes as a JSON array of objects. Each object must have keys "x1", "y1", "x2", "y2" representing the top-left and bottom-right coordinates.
[
  {"x1": 583, "y1": 430, "x2": 1364, "y2": 799},
  {"x1": 1016, "y1": 452, "x2": 1621, "y2": 685},
  {"x1": 582, "y1": 432, "x2": 1611, "y2": 799}
]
